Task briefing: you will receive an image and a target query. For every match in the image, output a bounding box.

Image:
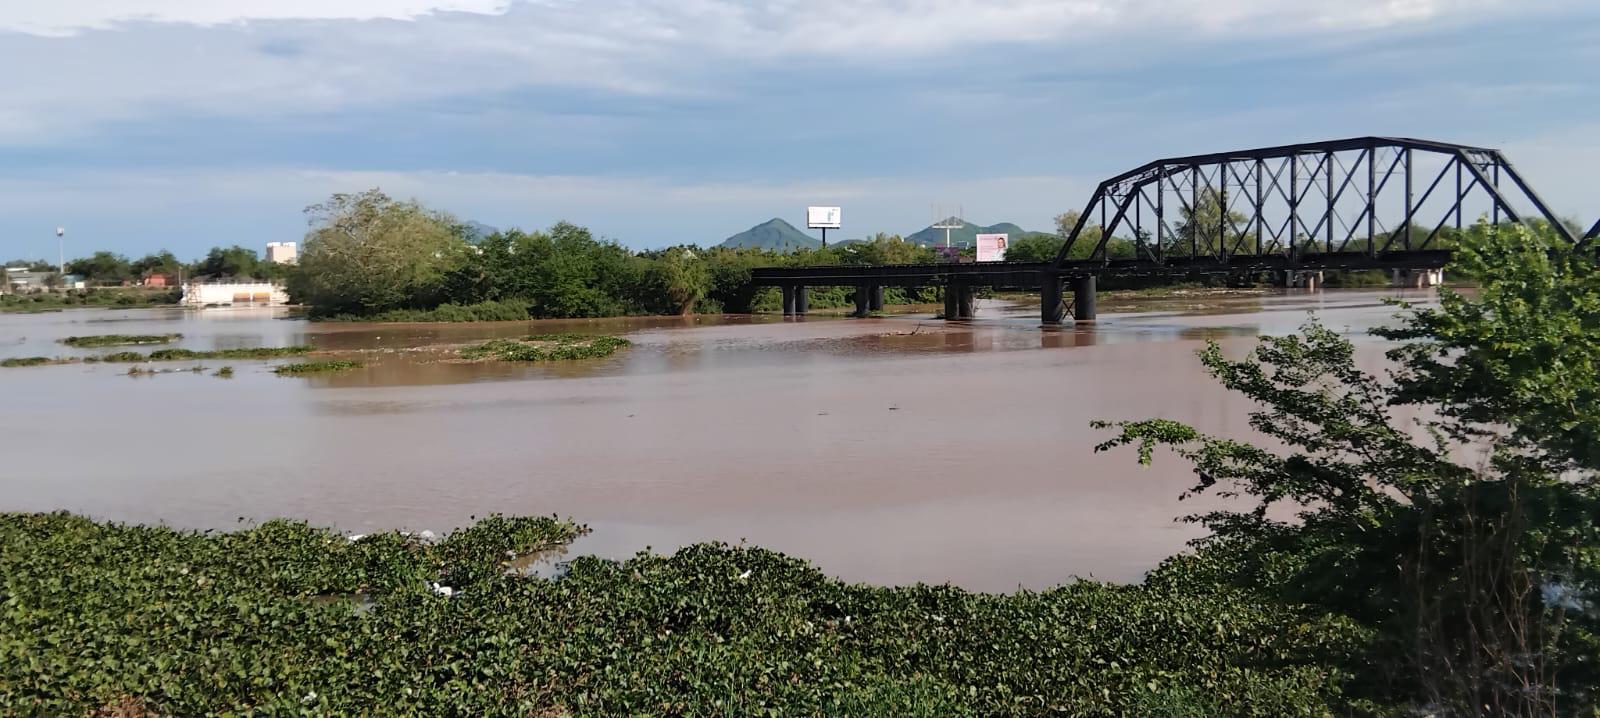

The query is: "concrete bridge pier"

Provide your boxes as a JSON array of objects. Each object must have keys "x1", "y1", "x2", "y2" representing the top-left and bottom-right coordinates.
[
  {"x1": 1072, "y1": 275, "x2": 1097, "y2": 321},
  {"x1": 781, "y1": 285, "x2": 795, "y2": 316},
  {"x1": 1284, "y1": 270, "x2": 1324, "y2": 290},
  {"x1": 869, "y1": 285, "x2": 884, "y2": 312},
  {"x1": 1390, "y1": 268, "x2": 1444, "y2": 288},
  {"x1": 1041, "y1": 275, "x2": 1066, "y2": 325},
  {"x1": 794, "y1": 285, "x2": 809, "y2": 315},
  {"x1": 942, "y1": 282, "x2": 976, "y2": 320},
  {"x1": 852, "y1": 285, "x2": 871, "y2": 318}
]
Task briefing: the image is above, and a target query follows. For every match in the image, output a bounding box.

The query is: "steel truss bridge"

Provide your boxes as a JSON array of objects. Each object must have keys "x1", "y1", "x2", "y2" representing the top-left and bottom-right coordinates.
[{"x1": 750, "y1": 137, "x2": 1596, "y2": 324}]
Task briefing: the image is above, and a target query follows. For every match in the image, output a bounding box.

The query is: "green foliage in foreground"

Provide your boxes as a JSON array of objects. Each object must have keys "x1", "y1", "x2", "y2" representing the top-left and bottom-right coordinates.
[
  {"x1": 273, "y1": 360, "x2": 364, "y2": 375},
  {"x1": 1096, "y1": 222, "x2": 1600, "y2": 715},
  {"x1": 461, "y1": 335, "x2": 630, "y2": 362},
  {"x1": 0, "y1": 357, "x2": 50, "y2": 367},
  {"x1": 60, "y1": 333, "x2": 182, "y2": 347},
  {"x1": 0, "y1": 512, "x2": 1363, "y2": 716}
]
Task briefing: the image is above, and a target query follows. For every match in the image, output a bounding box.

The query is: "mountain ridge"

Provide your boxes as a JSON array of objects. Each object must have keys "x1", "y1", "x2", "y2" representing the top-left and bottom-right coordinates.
[{"x1": 717, "y1": 218, "x2": 822, "y2": 251}]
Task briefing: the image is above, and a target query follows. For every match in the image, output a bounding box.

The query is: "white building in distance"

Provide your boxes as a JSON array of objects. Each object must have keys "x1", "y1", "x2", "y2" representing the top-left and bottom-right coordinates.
[
  {"x1": 182, "y1": 281, "x2": 290, "y2": 307},
  {"x1": 265, "y1": 241, "x2": 298, "y2": 265}
]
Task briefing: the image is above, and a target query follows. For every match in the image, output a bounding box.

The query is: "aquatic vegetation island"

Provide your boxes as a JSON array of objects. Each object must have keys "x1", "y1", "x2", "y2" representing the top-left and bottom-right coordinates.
[
  {"x1": 459, "y1": 334, "x2": 631, "y2": 362},
  {"x1": 59, "y1": 333, "x2": 181, "y2": 347},
  {"x1": 273, "y1": 360, "x2": 364, "y2": 375}
]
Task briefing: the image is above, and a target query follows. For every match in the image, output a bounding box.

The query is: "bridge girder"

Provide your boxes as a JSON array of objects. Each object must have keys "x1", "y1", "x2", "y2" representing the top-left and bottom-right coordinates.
[{"x1": 1052, "y1": 136, "x2": 1590, "y2": 269}]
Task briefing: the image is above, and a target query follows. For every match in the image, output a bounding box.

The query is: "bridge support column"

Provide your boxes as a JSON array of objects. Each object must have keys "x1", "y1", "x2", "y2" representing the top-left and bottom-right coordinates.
[
  {"x1": 868, "y1": 285, "x2": 884, "y2": 312},
  {"x1": 1390, "y1": 269, "x2": 1445, "y2": 288},
  {"x1": 781, "y1": 285, "x2": 796, "y2": 316},
  {"x1": 942, "y1": 283, "x2": 959, "y2": 320},
  {"x1": 794, "y1": 285, "x2": 809, "y2": 315},
  {"x1": 1041, "y1": 275, "x2": 1065, "y2": 325},
  {"x1": 1072, "y1": 275, "x2": 1097, "y2": 322},
  {"x1": 1284, "y1": 271, "x2": 1323, "y2": 290},
  {"x1": 957, "y1": 284, "x2": 975, "y2": 319},
  {"x1": 852, "y1": 285, "x2": 870, "y2": 318}
]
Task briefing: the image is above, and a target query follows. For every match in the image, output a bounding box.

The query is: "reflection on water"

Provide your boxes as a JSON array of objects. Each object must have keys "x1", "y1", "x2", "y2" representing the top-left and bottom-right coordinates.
[{"x1": 0, "y1": 288, "x2": 1435, "y2": 591}]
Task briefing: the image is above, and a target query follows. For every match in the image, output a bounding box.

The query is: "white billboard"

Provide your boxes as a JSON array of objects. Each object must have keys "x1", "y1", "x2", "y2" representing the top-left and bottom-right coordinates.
[
  {"x1": 976, "y1": 233, "x2": 1009, "y2": 262},
  {"x1": 806, "y1": 206, "x2": 842, "y2": 229}
]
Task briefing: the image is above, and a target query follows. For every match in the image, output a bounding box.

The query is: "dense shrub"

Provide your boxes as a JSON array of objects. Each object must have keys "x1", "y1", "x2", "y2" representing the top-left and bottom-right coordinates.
[{"x1": 324, "y1": 300, "x2": 532, "y2": 323}]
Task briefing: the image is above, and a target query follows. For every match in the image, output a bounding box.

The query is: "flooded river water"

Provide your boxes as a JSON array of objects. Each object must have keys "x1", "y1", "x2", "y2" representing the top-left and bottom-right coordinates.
[{"x1": 0, "y1": 289, "x2": 1432, "y2": 591}]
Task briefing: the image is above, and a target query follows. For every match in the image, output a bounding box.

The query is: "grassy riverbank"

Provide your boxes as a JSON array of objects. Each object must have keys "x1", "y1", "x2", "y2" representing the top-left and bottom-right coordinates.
[
  {"x1": 0, "y1": 512, "x2": 1358, "y2": 716},
  {"x1": 0, "y1": 289, "x2": 181, "y2": 313}
]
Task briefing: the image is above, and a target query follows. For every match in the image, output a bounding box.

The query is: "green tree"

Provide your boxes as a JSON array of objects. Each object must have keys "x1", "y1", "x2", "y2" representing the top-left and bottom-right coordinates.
[
  {"x1": 1095, "y1": 221, "x2": 1600, "y2": 714},
  {"x1": 194, "y1": 246, "x2": 268, "y2": 279},
  {"x1": 2, "y1": 259, "x2": 56, "y2": 272},
  {"x1": 1006, "y1": 212, "x2": 1140, "y2": 262},
  {"x1": 836, "y1": 233, "x2": 934, "y2": 266},
  {"x1": 289, "y1": 189, "x2": 465, "y2": 316},
  {"x1": 131, "y1": 251, "x2": 184, "y2": 279},
  {"x1": 1172, "y1": 188, "x2": 1246, "y2": 256},
  {"x1": 66, "y1": 251, "x2": 133, "y2": 284},
  {"x1": 649, "y1": 247, "x2": 711, "y2": 315}
]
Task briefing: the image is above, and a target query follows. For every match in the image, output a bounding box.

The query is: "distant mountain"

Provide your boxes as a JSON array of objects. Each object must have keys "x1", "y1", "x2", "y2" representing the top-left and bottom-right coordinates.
[
  {"x1": 718, "y1": 218, "x2": 822, "y2": 252},
  {"x1": 459, "y1": 220, "x2": 501, "y2": 241},
  {"x1": 905, "y1": 219, "x2": 1042, "y2": 248}
]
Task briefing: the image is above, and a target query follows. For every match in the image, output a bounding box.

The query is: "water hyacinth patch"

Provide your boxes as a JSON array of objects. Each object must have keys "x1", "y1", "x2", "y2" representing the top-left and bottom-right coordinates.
[
  {"x1": 460, "y1": 334, "x2": 630, "y2": 362},
  {"x1": 60, "y1": 334, "x2": 182, "y2": 347},
  {"x1": 0, "y1": 512, "x2": 1364, "y2": 716},
  {"x1": 273, "y1": 360, "x2": 363, "y2": 375}
]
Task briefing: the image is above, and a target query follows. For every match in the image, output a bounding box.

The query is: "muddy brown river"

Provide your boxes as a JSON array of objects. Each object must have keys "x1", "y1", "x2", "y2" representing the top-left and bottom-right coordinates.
[{"x1": 0, "y1": 289, "x2": 1434, "y2": 591}]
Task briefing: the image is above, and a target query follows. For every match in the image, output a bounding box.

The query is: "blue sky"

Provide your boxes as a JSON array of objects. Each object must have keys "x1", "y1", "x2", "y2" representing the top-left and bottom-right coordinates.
[{"x1": 0, "y1": 0, "x2": 1596, "y2": 261}]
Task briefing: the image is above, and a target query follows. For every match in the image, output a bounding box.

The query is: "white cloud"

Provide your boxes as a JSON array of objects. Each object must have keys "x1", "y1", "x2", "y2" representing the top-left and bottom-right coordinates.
[
  {"x1": 0, "y1": 0, "x2": 1529, "y2": 42},
  {"x1": 0, "y1": 0, "x2": 513, "y2": 37},
  {"x1": 0, "y1": 0, "x2": 1567, "y2": 147}
]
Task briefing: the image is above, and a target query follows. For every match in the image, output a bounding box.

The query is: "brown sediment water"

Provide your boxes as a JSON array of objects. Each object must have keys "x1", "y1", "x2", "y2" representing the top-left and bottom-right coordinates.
[{"x1": 0, "y1": 288, "x2": 1435, "y2": 591}]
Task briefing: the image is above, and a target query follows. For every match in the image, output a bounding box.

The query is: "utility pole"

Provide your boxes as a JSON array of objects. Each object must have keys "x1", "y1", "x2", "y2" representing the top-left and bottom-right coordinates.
[{"x1": 55, "y1": 227, "x2": 65, "y2": 291}]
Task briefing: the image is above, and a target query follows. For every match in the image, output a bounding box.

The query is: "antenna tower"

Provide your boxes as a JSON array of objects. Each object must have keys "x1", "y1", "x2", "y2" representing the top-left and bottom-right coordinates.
[{"x1": 931, "y1": 203, "x2": 964, "y2": 248}]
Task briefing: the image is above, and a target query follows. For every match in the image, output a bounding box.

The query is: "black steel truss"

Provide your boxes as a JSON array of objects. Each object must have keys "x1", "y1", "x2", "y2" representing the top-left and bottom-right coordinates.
[{"x1": 1053, "y1": 136, "x2": 1590, "y2": 268}]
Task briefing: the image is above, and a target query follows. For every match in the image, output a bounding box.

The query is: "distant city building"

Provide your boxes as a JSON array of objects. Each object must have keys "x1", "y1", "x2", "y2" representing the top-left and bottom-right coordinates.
[
  {"x1": 141, "y1": 273, "x2": 174, "y2": 288},
  {"x1": 265, "y1": 241, "x2": 298, "y2": 265},
  {"x1": 3, "y1": 268, "x2": 76, "y2": 293}
]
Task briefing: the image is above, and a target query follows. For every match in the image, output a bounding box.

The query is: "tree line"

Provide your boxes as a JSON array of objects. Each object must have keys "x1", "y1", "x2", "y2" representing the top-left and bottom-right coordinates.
[
  {"x1": 286, "y1": 189, "x2": 943, "y2": 319},
  {"x1": 5, "y1": 246, "x2": 288, "y2": 285}
]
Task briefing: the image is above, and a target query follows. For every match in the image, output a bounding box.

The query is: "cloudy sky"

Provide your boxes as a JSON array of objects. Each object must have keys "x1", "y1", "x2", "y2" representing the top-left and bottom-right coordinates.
[{"x1": 0, "y1": 0, "x2": 1595, "y2": 259}]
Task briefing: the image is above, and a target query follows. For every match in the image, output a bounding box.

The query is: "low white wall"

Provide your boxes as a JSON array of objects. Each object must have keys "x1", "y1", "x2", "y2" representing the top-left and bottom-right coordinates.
[{"x1": 182, "y1": 282, "x2": 289, "y2": 307}]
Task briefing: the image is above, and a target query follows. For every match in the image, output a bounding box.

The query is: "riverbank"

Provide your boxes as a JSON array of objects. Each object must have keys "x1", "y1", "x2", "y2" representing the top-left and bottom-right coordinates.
[
  {"x1": 0, "y1": 288, "x2": 180, "y2": 313},
  {"x1": 0, "y1": 512, "x2": 1360, "y2": 716}
]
